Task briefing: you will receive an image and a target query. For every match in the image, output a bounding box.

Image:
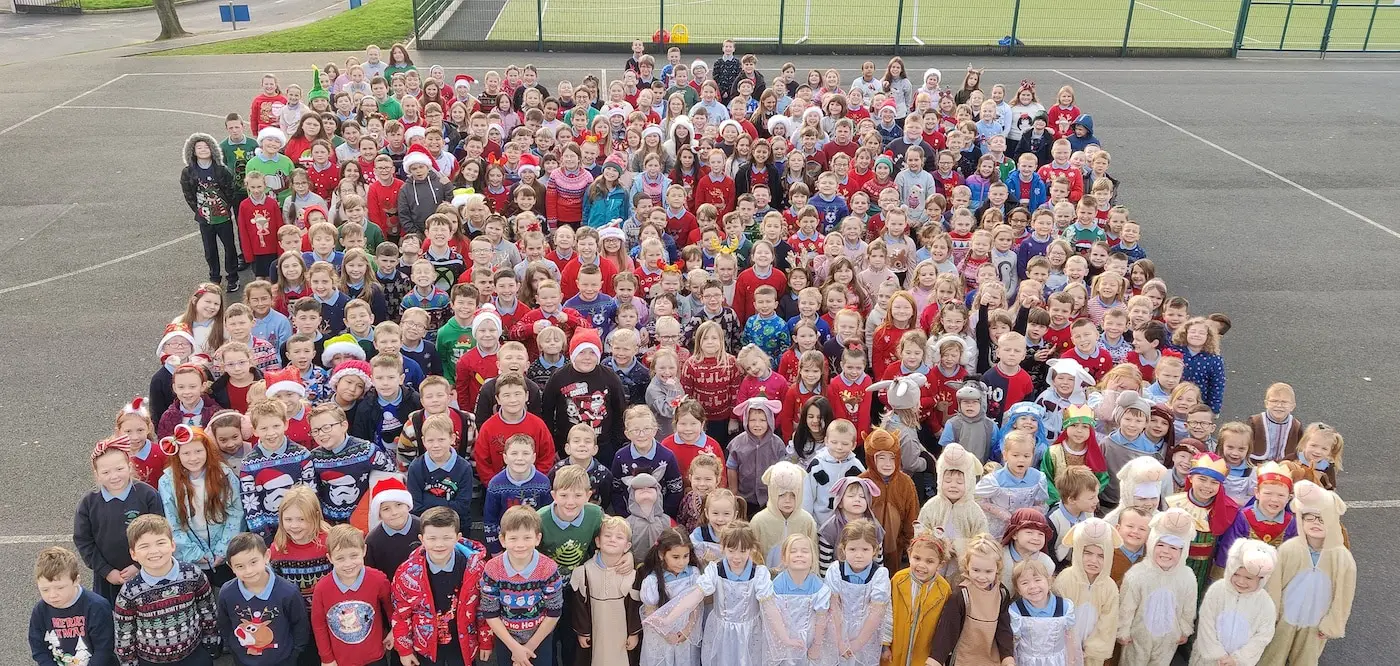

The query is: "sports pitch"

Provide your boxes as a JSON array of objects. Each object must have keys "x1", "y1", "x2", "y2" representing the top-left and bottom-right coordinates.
[{"x1": 480, "y1": 0, "x2": 1400, "y2": 50}]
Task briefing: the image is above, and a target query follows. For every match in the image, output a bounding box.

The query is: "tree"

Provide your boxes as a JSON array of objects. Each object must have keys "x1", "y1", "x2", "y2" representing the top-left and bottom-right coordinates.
[{"x1": 153, "y1": 0, "x2": 190, "y2": 40}]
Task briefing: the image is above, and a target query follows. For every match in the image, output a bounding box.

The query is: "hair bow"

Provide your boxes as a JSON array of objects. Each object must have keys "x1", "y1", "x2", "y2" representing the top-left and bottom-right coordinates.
[
  {"x1": 176, "y1": 362, "x2": 208, "y2": 382},
  {"x1": 1160, "y1": 348, "x2": 1183, "y2": 360},
  {"x1": 158, "y1": 423, "x2": 201, "y2": 456},
  {"x1": 122, "y1": 397, "x2": 148, "y2": 417},
  {"x1": 91, "y1": 434, "x2": 131, "y2": 463},
  {"x1": 193, "y1": 286, "x2": 213, "y2": 300},
  {"x1": 845, "y1": 338, "x2": 862, "y2": 351},
  {"x1": 487, "y1": 154, "x2": 507, "y2": 167},
  {"x1": 667, "y1": 394, "x2": 688, "y2": 410},
  {"x1": 582, "y1": 132, "x2": 601, "y2": 144},
  {"x1": 938, "y1": 89, "x2": 953, "y2": 101},
  {"x1": 1020, "y1": 79, "x2": 1036, "y2": 92}
]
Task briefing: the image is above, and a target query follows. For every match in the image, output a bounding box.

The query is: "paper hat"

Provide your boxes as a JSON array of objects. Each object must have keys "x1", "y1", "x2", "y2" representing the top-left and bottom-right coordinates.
[
  {"x1": 403, "y1": 144, "x2": 434, "y2": 170},
  {"x1": 264, "y1": 367, "x2": 307, "y2": 398},
  {"x1": 1062, "y1": 404, "x2": 1095, "y2": 428},
  {"x1": 1188, "y1": 452, "x2": 1229, "y2": 483},
  {"x1": 329, "y1": 359, "x2": 371, "y2": 388},
  {"x1": 322, "y1": 334, "x2": 367, "y2": 366},
  {"x1": 1255, "y1": 461, "x2": 1294, "y2": 491}
]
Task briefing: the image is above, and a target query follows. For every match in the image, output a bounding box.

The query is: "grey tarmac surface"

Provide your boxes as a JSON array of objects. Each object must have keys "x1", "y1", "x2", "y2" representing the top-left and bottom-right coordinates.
[{"x1": 1, "y1": 50, "x2": 1396, "y2": 662}]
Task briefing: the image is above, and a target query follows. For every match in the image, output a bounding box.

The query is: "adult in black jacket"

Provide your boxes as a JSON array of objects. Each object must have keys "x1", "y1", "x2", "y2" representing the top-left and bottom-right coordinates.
[
  {"x1": 542, "y1": 328, "x2": 626, "y2": 463},
  {"x1": 180, "y1": 132, "x2": 240, "y2": 287}
]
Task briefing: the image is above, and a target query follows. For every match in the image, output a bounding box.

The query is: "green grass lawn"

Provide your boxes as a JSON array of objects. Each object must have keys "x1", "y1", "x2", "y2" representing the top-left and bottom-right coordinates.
[
  {"x1": 158, "y1": 0, "x2": 412, "y2": 54},
  {"x1": 477, "y1": 0, "x2": 1400, "y2": 50},
  {"x1": 80, "y1": 0, "x2": 152, "y2": 10}
]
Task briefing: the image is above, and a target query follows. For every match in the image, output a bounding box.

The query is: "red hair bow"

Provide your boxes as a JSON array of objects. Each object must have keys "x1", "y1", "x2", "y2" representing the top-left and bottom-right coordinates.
[
  {"x1": 159, "y1": 423, "x2": 201, "y2": 456},
  {"x1": 91, "y1": 434, "x2": 131, "y2": 463},
  {"x1": 1160, "y1": 348, "x2": 1183, "y2": 360},
  {"x1": 1020, "y1": 79, "x2": 1036, "y2": 92}
]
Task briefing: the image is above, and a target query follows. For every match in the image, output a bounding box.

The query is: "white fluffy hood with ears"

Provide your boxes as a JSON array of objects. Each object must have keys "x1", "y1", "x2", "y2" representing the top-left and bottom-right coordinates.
[
  {"x1": 1065, "y1": 517, "x2": 1122, "y2": 570},
  {"x1": 1223, "y1": 539, "x2": 1278, "y2": 589},
  {"x1": 1147, "y1": 507, "x2": 1201, "y2": 569},
  {"x1": 1291, "y1": 480, "x2": 1348, "y2": 550}
]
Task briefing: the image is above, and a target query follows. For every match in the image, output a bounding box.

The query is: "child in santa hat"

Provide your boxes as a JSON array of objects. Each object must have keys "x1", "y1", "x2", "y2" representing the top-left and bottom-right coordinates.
[
  {"x1": 396, "y1": 143, "x2": 454, "y2": 237},
  {"x1": 363, "y1": 475, "x2": 421, "y2": 578},
  {"x1": 541, "y1": 328, "x2": 627, "y2": 462}
]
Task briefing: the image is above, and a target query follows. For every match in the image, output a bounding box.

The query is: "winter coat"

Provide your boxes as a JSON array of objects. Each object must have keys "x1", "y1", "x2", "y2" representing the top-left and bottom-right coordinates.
[
  {"x1": 1066, "y1": 114, "x2": 1101, "y2": 153},
  {"x1": 180, "y1": 133, "x2": 237, "y2": 224},
  {"x1": 391, "y1": 540, "x2": 493, "y2": 662}
]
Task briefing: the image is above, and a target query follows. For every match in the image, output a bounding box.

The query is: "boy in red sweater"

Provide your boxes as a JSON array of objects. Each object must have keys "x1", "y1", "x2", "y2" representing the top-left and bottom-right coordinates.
[
  {"x1": 474, "y1": 372, "x2": 556, "y2": 483},
  {"x1": 508, "y1": 280, "x2": 589, "y2": 356},
  {"x1": 692, "y1": 148, "x2": 736, "y2": 216},
  {"x1": 238, "y1": 171, "x2": 285, "y2": 277},
  {"x1": 1061, "y1": 318, "x2": 1113, "y2": 382},
  {"x1": 825, "y1": 347, "x2": 873, "y2": 433},
  {"x1": 1037, "y1": 138, "x2": 1084, "y2": 203},
  {"x1": 366, "y1": 155, "x2": 404, "y2": 240},
  {"x1": 559, "y1": 227, "x2": 619, "y2": 300},
  {"x1": 731, "y1": 240, "x2": 788, "y2": 324},
  {"x1": 662, "y1": 184, "x2": 698, "y2": 242},
  {"x1": 312, "y1": 525, "x2": 393, "y2": 666},
  {"x1": 1042, "y1": 292, "x2": 1077, "y2": 355}
]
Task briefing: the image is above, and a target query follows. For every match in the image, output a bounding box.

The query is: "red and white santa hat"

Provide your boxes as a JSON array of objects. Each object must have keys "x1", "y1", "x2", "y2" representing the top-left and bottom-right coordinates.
[
  {"x1": 517, "y1": 153, "x2": 540, "y2": 174},
  {"x1": 330, "y1": 359, "x2": 372, "y2": 389},
  {"x1": 116, "y1": 397, "x2": 151, "y2": 428},
  {"x1": 255, "y1": 467, "x2": 295, "y2": 490},
  {"x1": 369, "y1": 474, "x2": 413, "y2": 531},
  {"x1": 264, "y1": 367, "x2": 307, "y2": 398},
  {"x1": 403, "y1": 143, "x2": 435, "y2": 170},
  {"x1": 257, "y1": 127, "x2": 287, "y2": 146},
  {"x1": 453, "y1": 74, "x2": 475, "y2": 91},
  {"x1": 157, "y1": 323, "x2": 196, "y2": 360},
  {"x1": 472, "y1": 304, "x2": 502, "y2": 332},
  {"x1": 598, "y1": 222, "x2": 626, "y2": 243},
  {"x1": 569, "y1": 328, "x2": 603, "y2": 364},
  {"x1": 405, "y1": 126, "x2": 427, "y2": 142}
]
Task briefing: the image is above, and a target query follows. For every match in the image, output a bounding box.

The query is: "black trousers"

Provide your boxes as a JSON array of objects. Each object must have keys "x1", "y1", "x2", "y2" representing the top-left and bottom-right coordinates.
[
  {"x1": 198, "y1": 220, "x2": 239, "y2": 282},
  {"x1": 252, "y1": 254, "x2": 277, "y2": 279}
]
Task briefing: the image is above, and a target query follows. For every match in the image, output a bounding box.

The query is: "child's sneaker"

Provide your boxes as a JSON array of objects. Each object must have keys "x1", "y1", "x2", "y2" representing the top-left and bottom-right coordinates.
[{"x1": 226, "y1": 277, "x2": 241, "y2": 293}]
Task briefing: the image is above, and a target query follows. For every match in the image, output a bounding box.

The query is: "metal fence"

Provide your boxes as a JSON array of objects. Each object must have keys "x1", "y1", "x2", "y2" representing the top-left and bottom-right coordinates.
[{"x1": 412, "y1": 0, "x2": 1400, "y2": 54}]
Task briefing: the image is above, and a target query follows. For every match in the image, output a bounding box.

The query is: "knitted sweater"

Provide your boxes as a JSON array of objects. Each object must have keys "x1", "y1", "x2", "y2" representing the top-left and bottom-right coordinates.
[
  {"x1": 479, "y1": 552, "x2": 565, "y2": 645},
  {"x1": 310, "y1": 436, "x2": 397, "y2": 524},
  {"x1": 113, "y1": 561, "x2": 218, "y2": 666},
  {"x1": 603, "y1": 356, "x2": 651, "y2": 406},
  {"x1": 679, "y1": 354, "x2": 743, "y2": 422},
  {"x1": 269, "y1": 533, "x2": 332, "y2": 610},
  {"x1": 538, "y1": 503, "x2": 604, "y2": 576},
  {"x1": 406, "y1": 451, "x2": 475, "y2": 528},
  {"x1": 542, "y1": 365, "x2": 628, "y2": 462},
  {"x1": 475, "y1": 412, "x2": 556, "y2": 483},
  {"x1": 73, "y1": 483, "x2": 163, "y2": 584},
  {"x1": 238, "y1": 441, "x2": 316, "y2": 541},
  {"x1": 484, "y1": 470, "x2": 553, "y2": 553},
  {"x1": 546, "y1": 168, "x2": 594, "y2": 225},
  {"x1": 309, "y1": 567, "x2": 393, "y2": 666},
  {"x1": 215, "y1": 574, "x2": 310, "y2": 666}
]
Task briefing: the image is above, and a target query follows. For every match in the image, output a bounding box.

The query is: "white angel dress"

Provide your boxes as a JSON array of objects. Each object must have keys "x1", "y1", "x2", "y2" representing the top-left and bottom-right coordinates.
[
  {"x1": 1008, "y1": 595, "x2": 1081, "y2": 666},
  {"x1": 822, "y1": 562, "x2": 891, "y2": 666},
  {"x1": 640, "y1": 566, "x2": 705, "y2": 666}
]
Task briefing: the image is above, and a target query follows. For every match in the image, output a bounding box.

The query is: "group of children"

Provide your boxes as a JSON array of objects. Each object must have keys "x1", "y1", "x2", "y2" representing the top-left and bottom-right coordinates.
[{"x1": 35, "y1": 42, "x2": 1358, "y2": 666}]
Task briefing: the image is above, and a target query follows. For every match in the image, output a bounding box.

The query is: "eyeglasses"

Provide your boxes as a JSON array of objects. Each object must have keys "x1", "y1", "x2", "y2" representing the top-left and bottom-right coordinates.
[
  {"x1": 1186, "y1": 420, "x2": 1215, "y2": 428},
  {"x1": 626, "y1": 425, "x2": 658, "y2": 435},
  {"x1": 310, "y1": 421, "x2": 345, "y2": 436},
  {"x1": 224, "y1": 359, "x2": 251, "y2": 368}
]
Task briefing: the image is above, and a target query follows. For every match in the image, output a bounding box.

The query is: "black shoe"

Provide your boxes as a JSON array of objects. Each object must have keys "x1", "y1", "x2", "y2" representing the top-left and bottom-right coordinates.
[
  {"x1": 226, "y1": 278, "x2": 240, "y2": 293},
  {"x1": 237, "y1": 259, "x2": 250, "y2": 272}
]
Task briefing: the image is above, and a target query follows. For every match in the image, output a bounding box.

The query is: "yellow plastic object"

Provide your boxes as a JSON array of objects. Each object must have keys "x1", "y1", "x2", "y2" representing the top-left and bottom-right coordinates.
[{"x1": 671, "y1": 23, "x2": 690, "y2": 44}]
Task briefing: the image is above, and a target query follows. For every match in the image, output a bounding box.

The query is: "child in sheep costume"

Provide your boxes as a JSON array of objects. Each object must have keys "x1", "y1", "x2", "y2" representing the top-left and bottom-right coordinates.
[
  {"x1": 749, "y1": 460, "x2": 818, "y2": 570},
  {"x1": 1102, "y1": 456, "x2": 1169, "y2": 526},
  {"x1": 1117, "y1": 507, "x2": 1202, "y2": 665},
  {"x1": 1051, "y1": 517, "x2": 1122, "y2": 666},
  {"x1": 1189, "y1": 539, "x2": 1278, "y2": 666},
  {"x1": 915, "y1": 443, "x2": 989, "y2": 583},
  {"x1": 1259, "y1": 480, "x2": 1356, "y2": 665}
]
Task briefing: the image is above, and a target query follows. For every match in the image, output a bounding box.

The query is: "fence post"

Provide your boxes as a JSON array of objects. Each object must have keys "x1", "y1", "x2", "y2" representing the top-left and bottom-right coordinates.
[
  {"x1": 1008, "y1": 0, "x2": 1023, "y2": 54},
  {"x1": 1320, "y1": 0, "x2": 1341, "y2": 54},
  {"x1": 894, "y1": 0, "x2": 905, "y2": 51},
  {"x1": 1121, "y1": 0, "x2": 1138, "y2": 56},
  {"x1": 535, "y1": 0, "x2": 544, "y2": 51},
  {"x1": 778, "y1": 0, "x2": 785, "y2": 52},
  {"x1": 1232, "y1": 0, "x2": 1251, "y2": 56},
  {"x1": 1363, "y1": 0, "x2": 1381, "y2": 50},
  {"x1": 659, "y1": 0, "x2": 665, "y2": 46},
  {"x1": 1279, "y1": 0, "x2": 1297, "y2": 49}
]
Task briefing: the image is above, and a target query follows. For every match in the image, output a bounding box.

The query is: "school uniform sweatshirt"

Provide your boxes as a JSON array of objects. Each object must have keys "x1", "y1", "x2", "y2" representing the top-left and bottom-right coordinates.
[
  {"x1": 28, "y1": 587, "x2": 116, "y2": 666},
  {"x1": 73, "y1": 483, "x2": 164, "y2": 587},
  {"x1": 215, "y1": 573, "x2": 310, "y2": 666}
]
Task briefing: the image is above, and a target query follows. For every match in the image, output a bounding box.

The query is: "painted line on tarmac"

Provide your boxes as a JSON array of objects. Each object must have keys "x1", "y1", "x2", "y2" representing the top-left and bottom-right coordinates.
[
  {"x1": 1137, "y1": 1, "x2": 1262, "y2": 44},
  {"x1": 0, "y1": 231, "x2": 200, "y2": 296},
  {"x1": 122, "y1": 68, "x2": 1400, "y2": 77},
  {"x1": 60, "y1": 105, "x2": 227, "y2": 120},
  {"x1": 0, "y1": 73, "x2": 129, "y2": 137},
  {"x1": 0, "y1": 535, "x2": 70, "y2": 545},
  {"x1": 1053, "y1": 69, "x2": 1400, "y2": 242},
  {"x1": 1348, "y1": 500, "x2": 1400, "y2": 509}
]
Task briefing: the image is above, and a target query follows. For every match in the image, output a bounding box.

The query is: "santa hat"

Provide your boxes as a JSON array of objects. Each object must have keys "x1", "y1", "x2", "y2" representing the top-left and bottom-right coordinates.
[
  {"x1": 257, "y1": 127, "x2": 286, "y2": 145},
  {"x1": 264, "y1": 367, "x2": 307, "y2": 398},
  {"x1": 598, "y1": 223, "x2": 626, "y2": 243},
  {"x1": 569, "y1": 328, "x2": 602, "y2": 364},
  {"x1": 642, "y1": 125, "x2": 664, "y2": 141},
  {"x1": 761, "y1": 460, "x2": 806, "y2": 499},
  {"x1": 157, "y1": 323, "x2": 196, "y2": 360},
  {"x1": 923, "y1": 68, "x2": 942, "y2": 83},
  {"x1": 766, "y1": 115, "x2": 794, "y2": 137},
  {"x1": 403, "y1": 144, "x2": 434, "y2": 170},
  {"x1": 322, "y1": 334, "x2": 366, "y2": 366},
  {"x1": 116, "y1": 397, "x2": 150, "y2": 428},
  {"x1": 869, "y1": 372, "x2": 927, "y2": 412},
  {"x1": 472, "y1": 304, "x2": 502, "y2": 332},
  {"x1": 255, "y1": 467, "x2": 295, "y2": 489},
  {"x1": 717, "y1": 119, "x2": 743, "y2": 138},
  {"x1": 330, "y1": 359, "x2": 371, "y2": 388},
  {"x1": 1001, "y1": 507, "x2": 1052, "y2": 548},
  {"x1": 405, "y1": 126, "x2": 427, "y2": 142},
  {"x1": 517, "y1": 153, "x2": 540, "y2": 174},
  {"x1": 1147, "y1": 507, "x2": 1200, "y2": 558},
  {"x1": 690, "y1": 59, "x2": 708, "y2": 73},
  {"x1": 453, "y1": 74, "x2": 476, "y2": 91}
]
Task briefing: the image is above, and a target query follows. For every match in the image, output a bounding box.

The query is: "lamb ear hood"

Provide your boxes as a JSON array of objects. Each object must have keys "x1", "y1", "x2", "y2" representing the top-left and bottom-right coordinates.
[
  {"x1": 1223, "y1": 538, "x2": 1278, "y2": 589},
  {"x1": 183, "y1": 132, "x2": 224, "y2": 168},
  {"x1": 1064, "y1": 517, "x2": 1121, "y2": 571},
  {"x1": 1146, "y1": 507, "x2": 1202, "y2": 570},
  {"x1": 1291, "y1": 480, "x2": 1347, "y2": 550},
  {"x1": 762, "y1": 460, "x2": 807, "y2": 500}
]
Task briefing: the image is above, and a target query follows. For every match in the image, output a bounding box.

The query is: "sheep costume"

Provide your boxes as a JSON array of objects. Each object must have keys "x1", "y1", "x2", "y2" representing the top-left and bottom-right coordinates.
[
  {"x1": 750, "y1": 461, "x2": 818, "y2": 570},
  {"x1": 1102, "y1": 456, "x2": 1170, "y2": 526},
  {"x1": 1189, "y1": 539, "x2": 1278, "y2": 666},
  {"x1": 1051, "y1": 517, "x2": 1122, "y2": 666},
  {"x1": 1259, "y1": 481, "x2": 1356, "y2": 665},
  {"x1": 915, "y1": 443, "x2": 989, "y2": 582},
  {"x1": 1116, "y1": 507, "x2": 1202, "y2": 665}
]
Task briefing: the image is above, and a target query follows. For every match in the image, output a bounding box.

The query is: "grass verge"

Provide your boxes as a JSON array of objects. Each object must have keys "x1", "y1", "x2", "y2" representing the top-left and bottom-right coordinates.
[
  {"x1": 158, "y1": 0, "x2": 411, "y2": 55},
  {"x1": 81, "y1": 0, "x2": 153, "y2": 10}
]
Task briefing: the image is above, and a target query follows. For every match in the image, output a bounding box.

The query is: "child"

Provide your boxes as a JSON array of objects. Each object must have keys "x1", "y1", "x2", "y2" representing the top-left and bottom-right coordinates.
[
  {"x1": 308, "y1": 403, "x2": 397, "y2": 526},
  {"x1": 539, "y1": 465, "x2": 605, "y2": 576},
  {"x1": 998, "y1": 509, "x2": 1056, "y2": 591},
  {"x1": 567, "y1": 516, "x2": 641, "y2": 666},
  {"x1": 550, "y1": 424, "x2": 614, "y2": 509},
  {"x1": 1246, "y1": 382, "x2": 1302, "y2": 464},
  {"x1": 690, "y1": 487, "x2": 741, "y2": 564},
  {"x1": 1218, "y1": 421, "x2": 1258, "y2": 506},
  {"x1": 611, "y1": 406, "x2": 685, "y2": 516},
  {"x1": 886, "y1": 532, "x2": 952, "y2": 666},
  {"x1": 651, "y1": 521, "x2": 773, "y2": 666},
  {"x1": 364, "y1": 476, "x2": 421, "y2": 578},
  {"x1": 859, "y1": 427, "x2": 920, "y2": 561},
  {"x1": 1295, "y1": 422, "x2": 1343, "y2": 490},
  {"x1": 604, "y1": 328, "x2": 651, "y2": 405},
  {"x1": 637, "y1": 528, "x2": 704, "y2": 666},
  {"x1": 476, "y1": 372, "x2": 556, "y2": 483},
  {"x1": 1037, "y1": 404, "x2": 1105, "y2": 502},
  {"x1": 1191, "y1": 539, "x2": 1279, "y2": 666},
  {"x1": 1259, "y1": 481, "x2": 1355, "y2": 665},
  {"x1": 158, "y1": 425, "x2": 243, "y2": 590},
  {"x1": 624, "y1": 473, "x2": 674, "y2": 562},
  {"x1": 75, "y1": 435, "x2": 164, "y2": 604},
  {"x1": 29, "y1": 546, "x2": 116, "y2": 666},
  {"x1": 1110, "y1": 507, "x2": 1153, "y2": 586},
  {"x1": 974, "y1": 431, "x2": 1050, "y2": 540},
  {"x1": 407, "y1": 412, "x2": 475, "y2": 528},
  {"x1": 1062, "y1": 318, "x2": 1113, "y2": 382},
  {"x1": 1046, "y1": 465, "x2": 1101, "y2": 567},
  {"x1": 390, "y1": 506, "x2": 492, "y2": 666},
  {"x1": 1099, "y1": 391, "x2": 1161, "y2": 507},
  {"x1": 762, "y1": 534, "x2": 834, "y2": 666},
  {"x1": 1051, "y1": 518, "x2": 1120, "y2": 666},
  {"x1": 938, "y1": 379, "x2": 998, "y2": 462},
  {"x1": 824, "y1": 347, "x2": 872, "y2": 435},
  {"x1": 1116, "y1": 508, "x2": 1200, "y2": 665},
  {"x1": 483, "y1": 434, "x2": 553, "y2": 553},
  {"x1": 726, "y1": 393, "x2": 791, "y2": 514},
  {"x1": 157, "y1": 363, "x2": 222, "y2": 438},
  {"x1": 674, "y1": 453, "x2": 722, "y2": 532},
  {"x1": 218, "y1": 531, "x2": 312, "y2": 665},
  {"x1": 239, "y1": 399, "x2": 316, "y2": 543},
  {"x1": 1166, "y1": 452, "x2": 1240, "y2": 597},
  {"x1": 481, "y1": 505, "x2": 565, "y2": 666},
  {"x1": 645, "y1": 350, "x2": 686, "y2": 438},
  {"x1": 269, "y1": 484, "x2": 332, "y2": 622},
  {"x1": 817, "y1": 478, "x2": 884, "y2": 576},
  {"x1": 916, "y1": 443, "x2": 990, "y2": 583},
  {"x1": 113, "y1": 515, "x2": 219, "y2": 666},
  {"x1": 1007, "y1": 559, "x2": 1079, "y2": 666},
  {"x1": 927, "y1": 534, "x2": 1014, "y2": 666},
  {"x1": 751, "y1": 461, "x2": 820, "y2": 569},
  {"x1": 310, "y1": 526, "x2": 395, "y2": 665},
  {"x1": 803, "y1": 417, "x2": 865, "y2": 527}
]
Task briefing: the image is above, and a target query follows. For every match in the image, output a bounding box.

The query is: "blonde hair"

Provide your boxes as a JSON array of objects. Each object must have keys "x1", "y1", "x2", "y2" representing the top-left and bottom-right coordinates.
[
  {"x1": 552, "y1": 464, "x2": 591, "y2": 492},
  {"x1": 961, "y1": 533, "x2": 1003, "y2": 575},
  {"x1": 702, "y1": 488, "x2": 740, "y2": 525},
  {"x1": 326, "y1": 523, "x2": 366, "y2": 554},
  {"x1": 1096, "y1": 363, "x2": 1144, "y2": 392},
  {"x1": 689, "y1": 451, "x2": 723, "y2": 479},
  {"x1": 1265, "y1": 382, "x2": 1296, "y2": 402},
  {"x1": 273, "y1": 485, "x2": 329, "y2": 551},
  {"x1": 780, "y1": 533, "x2": 816, "y2": 568},
  {"x1": 599, "y1": 514, "x2": 633, "y2": 540},
  {"x1": 1168, "y1": 381, "x2": 1202, "y2": 405},
  {"x1": 1011, "y1": 557, "x2": 1052, "y2": 588},
  {"x1": 1002, "y1": 430, "x2": 1035, "y2": 454},
  {"x1": 1300, "y1": 423, "x2": 1344, "y2": 469},
  {"x1": 1171, "y1": 316, "x2": 1222, "y2": 355}
]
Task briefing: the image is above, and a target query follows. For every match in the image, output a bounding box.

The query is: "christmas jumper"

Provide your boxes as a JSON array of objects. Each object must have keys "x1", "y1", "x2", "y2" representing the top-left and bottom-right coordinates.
[
  {"x1": 215, "y1": 573, "x2": 310, "y2": 666},
  {"x1": 28, "y1": 587, "x2": 116, "y2": 666},
  {"x1": 407, "y1": 450, "x2": 475, "y2": 529},
  {"x1": 238, "y1": 440, "x2": 316, "y2": 542},
  {"x1": 309, "y1": 566, "x2": 394, "y2": 666},
  {"x1": 474, "y1": 411, "x2": 556, "y2": 484},
  {"x1": 113, "y1": 561, "x2": 219, "y2": 666},
  {"x1": 310, "y1": 435, "x2": 397, "y2": 524}
]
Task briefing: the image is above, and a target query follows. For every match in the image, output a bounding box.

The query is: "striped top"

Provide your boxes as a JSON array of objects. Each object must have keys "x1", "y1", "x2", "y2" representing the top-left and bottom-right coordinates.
[{"x1": 479, "y1": 551, "x2": 564, "y2": 644}]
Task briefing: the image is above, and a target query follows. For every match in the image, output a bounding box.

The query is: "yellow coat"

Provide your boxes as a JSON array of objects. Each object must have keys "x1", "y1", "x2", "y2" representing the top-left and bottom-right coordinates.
[{"x1": 882, "y1": 569, "x2": 952, "y2": 666}]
